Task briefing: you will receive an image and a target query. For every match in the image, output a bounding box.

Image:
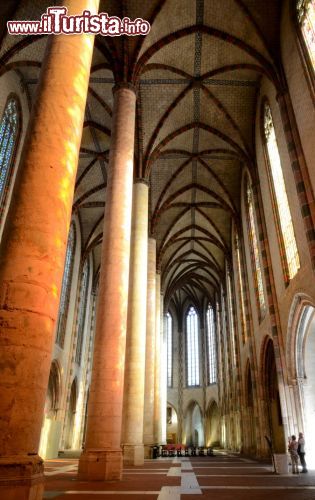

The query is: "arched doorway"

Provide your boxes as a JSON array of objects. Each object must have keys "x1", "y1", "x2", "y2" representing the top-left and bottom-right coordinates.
[
  {"x1": 184, "y1": 401, "x2": 204, "y2": 446},
  {"x1": 166, "y1": 404, "x2": 178, "y2": 444},
  {"x1": 39, "y1": 360, "x2": 62, "y2": 459},
  {"x1": 64, "y1": 378, "x2": 77, "y2": 449},
  {"x1": 263, "y1": 339, "x2": 286, "y2": 453},
  {"x1": 291, "y1": 303, "x2": 315, "y2": 468},
  {"x1": 205, "y1": 400, "x2": 220, "y2": 447}
]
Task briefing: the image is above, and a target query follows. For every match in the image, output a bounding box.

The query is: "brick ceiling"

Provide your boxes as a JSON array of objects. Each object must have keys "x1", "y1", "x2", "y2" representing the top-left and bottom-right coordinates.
[{"x1": 0, "y1": 0, "x2": 283, "y2": 313}]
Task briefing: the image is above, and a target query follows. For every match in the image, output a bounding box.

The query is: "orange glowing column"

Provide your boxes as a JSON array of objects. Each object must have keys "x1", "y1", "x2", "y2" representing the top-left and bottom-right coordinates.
[
  {"x1": 122, "y1": 180, "x2": 149, "y2": 466},
  {"x1": 79, "y1": 84, "x2": 136, "y2": 481},
  {"x1": 0, "y1": 2, "x2": 99, "y2": 499}
]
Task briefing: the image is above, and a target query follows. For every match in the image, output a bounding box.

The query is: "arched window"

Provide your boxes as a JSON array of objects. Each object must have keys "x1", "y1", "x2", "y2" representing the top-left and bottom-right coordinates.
[
  {"x1": 186, "y1": 306, "x2": 200, "y2": 386},
  {"x1": 235, "y1": 233, "x2": 247, "y2": 343},
  {"x1": 75, "y1": 258, "x2": 90, "y2": 365},
  {"x1": 227, "y1": 271, "x2": 236, "y2": 367},
  {"x1": 263, "y1": 103, "x2": 300, "y2": 282},
  {"x1": 166, "y1": 312, "x2": 173, "y2": 387},
  {"x1": 0, "y1": 96, "x2": 20, "y2": 218},
  {"x1": 55, "y1": 223, "x2": 76, "y2": 347},
  {"x1": 246, "y1": 180, "x2": 266, "y2": 317},
  {"x1": 206, "y1": 303, "x2": 217, "y2": 384},
  {"x1": 297, "y1": 0, "x2": 315, "y2": 70}
]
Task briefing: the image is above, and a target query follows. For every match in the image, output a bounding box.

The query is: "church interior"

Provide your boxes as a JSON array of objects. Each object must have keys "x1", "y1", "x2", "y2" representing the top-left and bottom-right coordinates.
[{"x1": 1, "y1": 0, "x2": 315, "y2": 499}]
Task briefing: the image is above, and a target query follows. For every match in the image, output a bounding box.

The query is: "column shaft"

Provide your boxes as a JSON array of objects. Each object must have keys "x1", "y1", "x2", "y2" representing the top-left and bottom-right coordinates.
[
  {"x1": 154, "y1": 272, "x2": 162, "y2": 443},
  {"x1": 0, "y1": 1, "x2": 98, "y2": 498},
  {"x1": 143, "y1": 238, "x2": 156, "y2": 456},
  {"x1": 78, "y1": 84, "x2": 136, "y2": 481},
  {"x1": 160, "y1": 301, "x2": 167, "y2": 445},
  {"x1": 122, "y1": 181, "x2": 148, "y2": 465}
]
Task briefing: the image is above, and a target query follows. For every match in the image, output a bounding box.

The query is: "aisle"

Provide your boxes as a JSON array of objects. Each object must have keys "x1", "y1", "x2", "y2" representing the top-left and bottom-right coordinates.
[{"x1": 43, "y1": 451, "x2": 315, "y2": 499}]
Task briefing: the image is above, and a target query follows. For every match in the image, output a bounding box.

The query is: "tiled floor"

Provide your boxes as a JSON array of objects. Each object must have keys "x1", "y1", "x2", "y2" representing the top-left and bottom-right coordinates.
[{"x1": 44, "y1": 451, "x2": 315, "y2": 499}]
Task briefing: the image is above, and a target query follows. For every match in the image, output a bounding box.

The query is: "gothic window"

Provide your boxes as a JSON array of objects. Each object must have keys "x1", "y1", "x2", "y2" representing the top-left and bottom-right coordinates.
[
  {"x1": 227, "y1": 271, "x2": 236, "y2": 367},
  {"x1": 186, "y1": 306, "x2": 200, "y2": 386},
  {"x1": 263, "y1": 103, "x2": 300, "y2": 281},
  {"x1": 75, "y1": 258, "x2": 90, "y2": 365},
  {"x1": 297, "y1": 0, "x2": 315, "y2": 70},
  {"x1": 246, "y1": 181, "x2": 266, "y2": 316},
  {"x1": 206, "y1": 303, "x2": 217, "y2": 384},
  {"x1": 235, "y1": 233, "x2": 247, "y2": 343},
  {"x1": 0, "y1": 96, "x2": 20, "y2": 218},
  {"x1": 55, "y1": 223, "x2": 76, "y2": 347},
  {"x1": 166, "y1": 312, "x2": 173, "y2": 387}
]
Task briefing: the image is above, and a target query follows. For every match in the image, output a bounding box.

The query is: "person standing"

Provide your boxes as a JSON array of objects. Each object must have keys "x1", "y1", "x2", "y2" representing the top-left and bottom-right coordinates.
[
  {"x1": 288, "y1": 435, "x2": 299, "y2": 474},
  {"x1": 298, "y1": 432, "x2": 308, "y2": 473}
]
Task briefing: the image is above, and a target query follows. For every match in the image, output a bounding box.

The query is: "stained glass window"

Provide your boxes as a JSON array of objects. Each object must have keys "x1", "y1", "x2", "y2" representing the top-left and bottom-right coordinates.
[
  {"x1": 0, "y1": 96, "x2": 20, "y2": 213},
  {"x1": 75, "y1": 258, "x2": 90, "y2": 365},
  {"x1": 56, "y1": 223, "x2": 76, "y2": 347},
  {"x1": 186, "y1": 306, "x2": 200, "y2": 386},
  {"x1": 167, "y1": 312, "x2": 173, "y2": 387},
  {"x1": 264, "y1": 103, "x2": 300, "y2": 281},
  {"x1": 206, "y1": 303, "x2": 217, "y2": 384},
  {"x1": 297, "y1": 0, "x2": 315, "y2": 69},
  {"x1": 246, "y1": 182, "x2": 266, "y2": 315},
  {"x1": 235, "y1": 234, "x2": 247, "y2": 343}
]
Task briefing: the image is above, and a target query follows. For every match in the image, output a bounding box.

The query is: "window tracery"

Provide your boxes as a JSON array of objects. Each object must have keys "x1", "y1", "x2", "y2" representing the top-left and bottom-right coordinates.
[
  {"x1": 186, "y1": 306, "x2": 200, "y2": 386},
  {"x1": 297, "y1": 0, "x2": 315, "y2": 69},
  {"x1": 264, "y1": 103, "x2": 300, "y2": 281},
  {"x1": 75, "y1": 258, "x2": 90, "y2": 365},
  {"x1": 246, "y1": 182, "x2": 266, "y2": 316},
  {"x1": 56, "y1": 223, "x2": 76, "y2": 347},
  {"x1": 206, "y1": 303, "x2": 217, "y2": 384},
  {"x1": 0, "y1": 96, "x2": 20, "y2": 214}
]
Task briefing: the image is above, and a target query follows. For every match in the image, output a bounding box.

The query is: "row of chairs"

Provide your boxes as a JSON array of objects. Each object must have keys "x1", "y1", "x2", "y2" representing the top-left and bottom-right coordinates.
[{"x1": 159, "y1": 446, "x2": 214, "y2": 457}]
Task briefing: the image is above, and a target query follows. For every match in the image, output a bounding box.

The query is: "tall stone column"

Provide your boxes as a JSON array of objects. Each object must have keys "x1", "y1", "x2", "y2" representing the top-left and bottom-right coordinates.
[
  {"x1": 143, "y1": 238, "x2": 156, "y2": 457},
  {"x1": 78, "y1": 83, "x2": 136, "y2": 481},
  {"x1": 154, "y1": 272, "x2": 162, "y2": 443},
  {"x1": 122, "y1": 180, "x2": 149, "y2": 465},
  {"x1": 160, "y1": 300, "x2": 167, "y2": 445},
  {"x1": 0, "y1": 2, "x2": 98, "y2": 499}
]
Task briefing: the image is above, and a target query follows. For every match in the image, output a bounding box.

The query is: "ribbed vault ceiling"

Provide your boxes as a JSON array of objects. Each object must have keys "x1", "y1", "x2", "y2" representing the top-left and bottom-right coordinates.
[{"x1": 0, "y1": 0, "x2": 283, "y2": 315}]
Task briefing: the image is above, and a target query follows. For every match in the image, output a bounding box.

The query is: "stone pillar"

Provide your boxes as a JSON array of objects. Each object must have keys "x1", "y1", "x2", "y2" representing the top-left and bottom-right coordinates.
[
  {"x1": 143, "y1": 238, "x2": 156, "y2": 457},
  {"x1": 78, "y1": 83, "x2": 136, "y2": 481},
  {"x1": 154, "y1": 272, "x2": 162, "y2": 443},
  {"x1": 0, "y1": 1, "x2": 98, "y2": 498},
  {"x1": 122, "y1": 180, "x2": 149, "y2": 465},
  {"x1": 160, "y1": 301, "x2": 167, "y2": 445}
]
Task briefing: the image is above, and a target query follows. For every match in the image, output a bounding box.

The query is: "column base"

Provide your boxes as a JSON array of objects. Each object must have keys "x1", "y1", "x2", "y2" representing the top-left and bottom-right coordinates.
[
  {"x1": 144, "y1": 444, "x2": 155, "y2": 459},
  {"x1": 123, "y1": 444, "x2": 144, "y2": 465},
  {"x1": 0, "y1": 455, "x2": 44, "y2": 500},
  {"x1": 78, "y1": 449, "x2": 122, "y2": 481}
]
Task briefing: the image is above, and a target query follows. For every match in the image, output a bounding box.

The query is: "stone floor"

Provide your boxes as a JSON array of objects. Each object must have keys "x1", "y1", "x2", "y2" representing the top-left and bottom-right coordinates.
[{"x1": 44, "y1": 451, "x2": 315, "y2": 499}]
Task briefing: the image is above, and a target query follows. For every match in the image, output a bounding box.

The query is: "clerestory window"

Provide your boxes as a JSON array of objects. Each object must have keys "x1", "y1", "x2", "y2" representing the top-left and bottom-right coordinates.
[
  {"x1": 186, "y1": 306, "x2": 200, "y2": 386},
  {"x1": 263, "y1": 103, "x2": 300, "y2": 282}
]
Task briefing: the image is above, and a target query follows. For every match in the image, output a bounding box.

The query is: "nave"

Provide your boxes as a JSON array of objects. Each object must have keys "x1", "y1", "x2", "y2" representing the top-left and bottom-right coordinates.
[{"x1": 43, "y1": 452, "x2": 315, "y2": 500}]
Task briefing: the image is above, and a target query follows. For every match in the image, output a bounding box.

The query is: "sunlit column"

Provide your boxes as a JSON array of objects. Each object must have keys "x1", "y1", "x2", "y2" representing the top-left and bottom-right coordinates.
[
  {"x1": 0, "y1": 2, "x2": 98, "y2": 499},
  {"x1": 160, "y1": 302, "x2": 167, "y2": 444},
  {"x1": 143, "y1": 238, "x2": 156, "y2": 457},
  {"x1": 154, "y1": 271, "x2": 162, "y2": 443},
  {"x1": 122, "y1": 180, "x2": 149, "y2": 465},
  {"x1": 78, "y1": 83, "x2": 136, "y2": 481}
]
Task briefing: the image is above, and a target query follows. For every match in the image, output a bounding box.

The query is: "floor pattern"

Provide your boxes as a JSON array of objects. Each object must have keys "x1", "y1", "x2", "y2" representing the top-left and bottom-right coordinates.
[{"x1": 44, "y1": 451, "x2": 315, "y2": 499}]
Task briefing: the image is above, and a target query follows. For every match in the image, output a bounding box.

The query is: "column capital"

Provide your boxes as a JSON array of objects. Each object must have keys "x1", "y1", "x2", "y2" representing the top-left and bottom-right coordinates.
[
  {"x1": 113, "y1": 82, "x2": 137, "y2": 96},
  {"x1": 134, "y1": 177, "x2": 150, "y2": 187}
]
